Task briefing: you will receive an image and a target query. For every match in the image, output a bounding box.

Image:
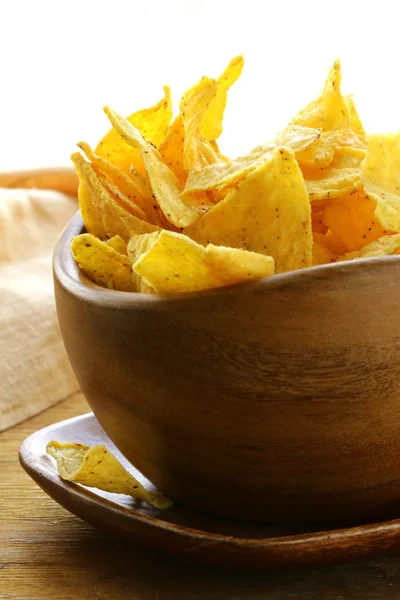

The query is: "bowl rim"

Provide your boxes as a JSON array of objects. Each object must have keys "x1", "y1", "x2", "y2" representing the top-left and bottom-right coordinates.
[{"x1": 54, "y1": 211, "x2": 400, "y2": 309}]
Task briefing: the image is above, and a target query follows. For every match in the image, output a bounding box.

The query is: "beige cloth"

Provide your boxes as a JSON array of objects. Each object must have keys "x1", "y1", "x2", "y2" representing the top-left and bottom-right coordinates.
[{"x1": 0, "y1": 169, "x2": 80, "y2": 432}]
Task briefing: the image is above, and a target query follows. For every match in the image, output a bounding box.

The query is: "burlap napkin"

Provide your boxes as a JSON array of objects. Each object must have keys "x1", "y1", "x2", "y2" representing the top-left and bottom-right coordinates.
[{"x1": 0, "y1": 169, "x2": 81, "y2": 432}]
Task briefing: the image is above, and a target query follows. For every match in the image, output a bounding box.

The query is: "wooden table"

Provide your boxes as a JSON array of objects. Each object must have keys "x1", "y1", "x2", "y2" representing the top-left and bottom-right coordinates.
[{"x1": 3, "y1": 393, "x2": 400, "y2": 599}]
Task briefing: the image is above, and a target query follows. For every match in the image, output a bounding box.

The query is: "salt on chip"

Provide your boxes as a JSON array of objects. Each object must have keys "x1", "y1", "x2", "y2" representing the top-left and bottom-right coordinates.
[
  {"x1": 78, "y1": 141, "x2": 162, "y2": 226},
  {"x1": 183, "y1": 125, "x2": 321, "y2": 195},
  {"x1": 104, "y1": 106, "x2": 199, "y2": 228},
  {"x1": 185, "y1": 147, "x2": 312, "y2": 273},
  {"x1": 71, "y1": 233, "x2": 134, "y2": 291},
  {"x1": 362, "y1": 133, "x2": 400, "y2": 232},
  {"x1": 47, "y1": 441, "x2": 172, "y2": 510},
  {"x1": 131, "y1": 230, "x2": 274, "y2": 294},
  {"x1": 181, "y1": 76, "x2": 220, "y2": 172},
  {"x1": 95, "y1": 87, "x2": 172, "y2": 174},
  {"x1": 323, "y1": 191, "x2": 389, "y2": 252},
  {"x1": 291, "y1": 60, "x2": 350, "y2": 132},
  {"x1": 338, "y1": 233, "x2": 400, "y2": 261},
  {"x1": 201, "y1": 54, "x2": 244, "y2": 141},
  {"x1": 71, "y1": 153, "x2": 160, "y2": 241}
]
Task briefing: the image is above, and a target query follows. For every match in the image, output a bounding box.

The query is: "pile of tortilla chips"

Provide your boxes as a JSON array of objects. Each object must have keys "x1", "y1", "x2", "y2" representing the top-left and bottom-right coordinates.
[{"x1": 71, "y1": 56, "x2": 400, "y2": 295}]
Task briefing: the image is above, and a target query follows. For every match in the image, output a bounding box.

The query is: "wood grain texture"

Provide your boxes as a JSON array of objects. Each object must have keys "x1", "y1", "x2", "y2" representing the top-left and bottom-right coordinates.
[
  {"x1": 4, "y1": 395, "x2": 400, "y2": 599},
  {"x1": 18, "y1": 411, "x2": 400, "y2": 571},
  {"x1": 53, "y1": 212, "x2": 400, "y2": 523}
]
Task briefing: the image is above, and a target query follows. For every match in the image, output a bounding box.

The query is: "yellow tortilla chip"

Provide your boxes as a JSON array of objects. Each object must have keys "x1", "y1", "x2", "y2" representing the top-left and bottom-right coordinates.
[
  {"x1": 103, "y1": 106, "x2": 199, "y2": 228},
  {"x1": 324, "y1": 230, "x2": 348, "y2": 257},
  {"x1": 312, "y1": 208, "x2": 328, "y2": 235},
  {"x1": 76, "y1": 179, "x2": 107, "y2": 240},
  {"x1": 338, "y1": 234, "x2": 400, "y2": 261},
  {"x1": 183, "y1": 125, "x2": 321, "y2": 195},
  {"x1": 131, "y1": 230, "x2": 274, "y2": 294},
  {"x1": 185, "y1": 147, "x2": 312, "y2": 273},
  {"x1": 304, "y1": 154, "x2": 363, "y2": 202},
  {"x1": 71, "y1": 153, "x2": 160, "y2": 241},
  {"x1": 296, "y1": 128, "x2": 365, "y2": 172},
  {"x1": 296, "y1": 132, "x2": 335, "y2": 171},
  {"x1": 345, "y1": 95, "x2": 366, "y2": 143},
  {"x1": 362, "y1": 133, "x2": 400, "y2": 232},
  {"x1": 95, "y1": 87, "x2": 172, "y2": 174},
  {"x1": 47, "y1": 441, "x2": 172, "y2": 509},
  {"x1": 291, "y1": 60, "x2": 350, "y2": 132},
  {"x1": 78, "y1": 141, "x2": 161, "y2": 225},
  {"x1": 181, "y1": 76, "x2": 220, "y2": 172},
  {"x1": 323, "y1": 191, "x2": 389, "y2": 252},
  {"x1": 127, "y1": 232, "x2": 159, "y2": 293},
  {"x1": 105, "y1": 235, "x2": 128, "y2": 255},
  {"x1": 71, "y1": 233, "x2": 134, "y2": 291},
  {"x1": 159, "y1": 115, "x2": 186, "y2": 184},
  {"x1": 201, "y1": 54, "x2": 244, "y2": 141},
  {"x1": 312, "y1": 233, "x2": 334, "y2": 265}
]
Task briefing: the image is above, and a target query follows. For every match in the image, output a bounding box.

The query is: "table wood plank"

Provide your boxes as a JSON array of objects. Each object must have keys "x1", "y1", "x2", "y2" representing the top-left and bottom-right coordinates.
[{"x1": 2, "y1": 393, "x2": 400, "y2": 599}]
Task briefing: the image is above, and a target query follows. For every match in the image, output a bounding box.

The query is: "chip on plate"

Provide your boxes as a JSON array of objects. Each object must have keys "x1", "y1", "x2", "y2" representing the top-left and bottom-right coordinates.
[{"x1": 47, "y1": 441, "x2": 172, "y2": 509}]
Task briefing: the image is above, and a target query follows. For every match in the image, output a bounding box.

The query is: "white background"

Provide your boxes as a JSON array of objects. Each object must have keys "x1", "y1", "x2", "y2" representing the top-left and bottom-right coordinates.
[{"x1": 0, "y1": 0, "x2": 399, "y2": 170}]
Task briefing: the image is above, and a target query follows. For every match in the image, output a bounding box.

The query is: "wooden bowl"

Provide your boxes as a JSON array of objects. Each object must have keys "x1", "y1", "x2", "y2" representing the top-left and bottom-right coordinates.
[{"x1": 53, "y1": 212, "x2": 400, "y2": 523}]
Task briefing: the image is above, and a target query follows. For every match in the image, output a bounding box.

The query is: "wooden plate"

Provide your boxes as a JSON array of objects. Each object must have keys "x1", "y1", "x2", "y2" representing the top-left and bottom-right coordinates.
[{"x1": 19, "y1": 413, "x2": 400, "y2": 571}]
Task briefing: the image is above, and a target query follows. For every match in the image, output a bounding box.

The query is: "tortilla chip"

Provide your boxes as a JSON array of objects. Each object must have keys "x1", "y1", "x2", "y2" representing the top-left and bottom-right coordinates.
[
  {"x1": 296, "y1": 128, "x2": 365, "y2": 172},
  {"x1": 201, "y1": 54, "x2": 244, "y2": 141},
  {"x1": 47, "y1": 441, "x2": 172, "y2": 509},
  {"x1": 131, "y1": 230, "x2": 274, "y2": 294},
  {"x1": 324, "y1": 230, "x2": 349, "y2": 257},
  {"x1": 323, "y1": 191, "x2": 389, "y2": 252},
  {"x1": 345, "y1": 95, "x2": 366, "y2": 143},
  {"x1": 105, "y1": 235, "x2": 128, "y2": 255},
  {"x1": 183, "y1": 125, "x2": 321, "y2": 195},
  {"x1": 95, "y1": 87, "x2": 172, "y2": 174},
  {"x1": 181, "y1": 76, "x2": 220, "y2": 172},
  {"x1": 71, "y1": 153, "x2": 160, "y2": 241},
  {"x1": 159, "y1": 115, "x2": 186, "y2": 184},
  {"x1": 78, "y1": 141, "x2": 161, "y2": 225},
  {"x1": 71, "y1": 233, "x2": 134, "y2": 291},
  {"x1": 304, "y1": 154, "x2": 363, "y2": 202},
  {"x1": 338, "y1": 234, "x2": 400, "y2": 261},
  {"x1": 76, "y1": 179, "x2": 107, "y2": 240},
  {"x1": 362, "y1": 133, "x2": 400, "y2": 232},
  {"x1": 127, "y1": 232, "x2": 159, "y2": 293},
  {"x1": 291, "y1": 60, "x2": 350, "y2": 132},
  {"x1": 185, "y1": 147, "x2": 312, "y2": 273},
  {"x1": 103, "y1": 106, "x2": 199, "y2": 228},
  {"x1": 313, "y1": 233, "x2": 334, "y2": 265},
  {"x1": 312, "y1": 208, "x2": 328, "y2": 235}
]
